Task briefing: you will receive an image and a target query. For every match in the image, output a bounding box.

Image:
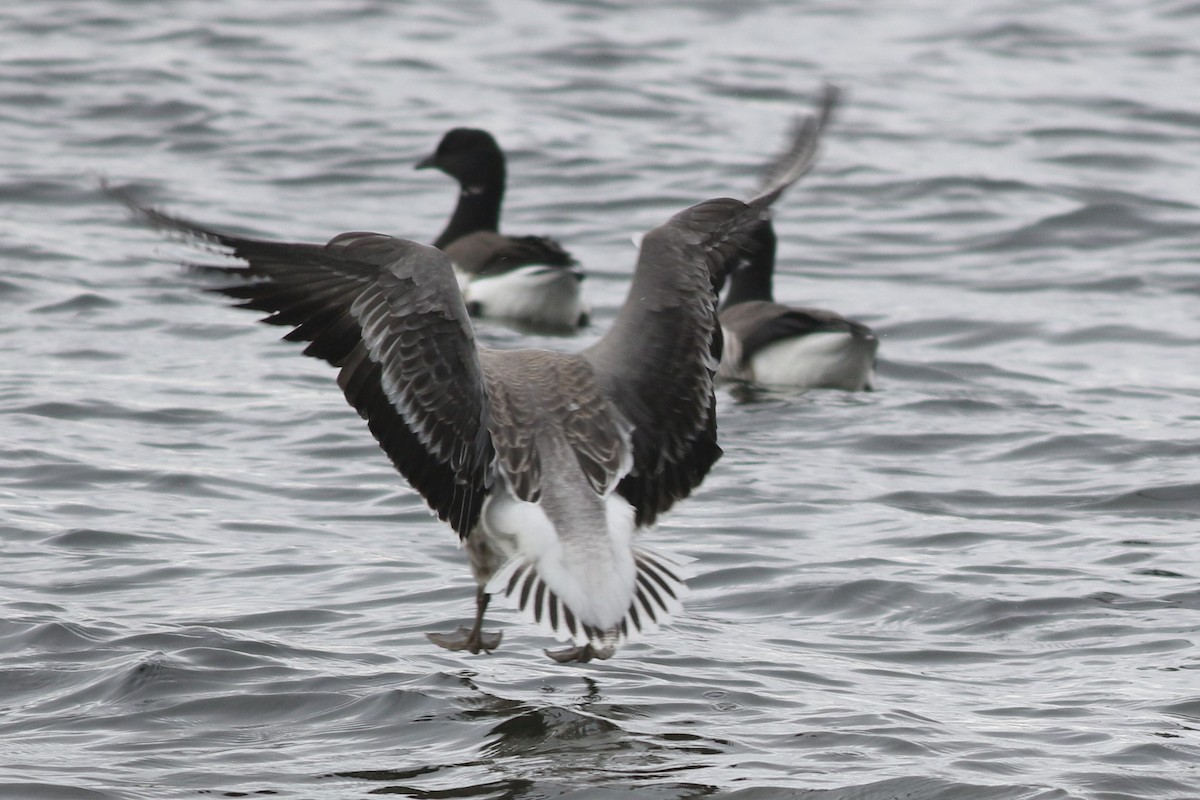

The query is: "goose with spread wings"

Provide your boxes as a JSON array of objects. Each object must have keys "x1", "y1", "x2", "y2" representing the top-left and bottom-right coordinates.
[
  {"x1": 116, "y1": 92, "x2": 834, "y2": 662},
  {"x1": 417, "y1": 127, "x2": 589, "y2": 332},
  {"x1": 719, "y1": 90, "x2": 878, "y2": 391}
]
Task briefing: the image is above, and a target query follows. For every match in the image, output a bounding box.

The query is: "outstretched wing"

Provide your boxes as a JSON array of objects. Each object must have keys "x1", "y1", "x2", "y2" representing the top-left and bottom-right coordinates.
[
  {"x1": 119, "y1": 196, "x2": 495, "y2": 538},
  {"x1": 754, "y1": 83, "x2": 840, "y2": 205},
  {"x1": 584, "y1": 86, "x2": 842, "y2": 527},
  {"x1": 585, "y1": 198, "x2": 759, "y2": 528}
]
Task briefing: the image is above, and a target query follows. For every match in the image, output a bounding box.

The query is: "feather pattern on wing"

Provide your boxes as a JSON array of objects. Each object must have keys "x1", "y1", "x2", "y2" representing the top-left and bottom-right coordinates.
[
  {"x1": 583, "y1": 197, "x2": 773, "y2": 527},
  {"x1": 111, "y1": 195, "x2": 495, "y2": 538}
]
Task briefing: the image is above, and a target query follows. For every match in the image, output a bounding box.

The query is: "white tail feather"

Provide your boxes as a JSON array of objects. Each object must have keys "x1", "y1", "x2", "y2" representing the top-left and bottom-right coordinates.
[{"x1": 486, "y1": 547, "x2": 691, "y2": 649}]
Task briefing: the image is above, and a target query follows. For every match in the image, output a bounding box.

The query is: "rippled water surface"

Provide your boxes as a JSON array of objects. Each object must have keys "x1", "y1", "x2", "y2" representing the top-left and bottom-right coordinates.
[{"x1": 2, "y1": 2, "x2": 1199, "y2": 798}]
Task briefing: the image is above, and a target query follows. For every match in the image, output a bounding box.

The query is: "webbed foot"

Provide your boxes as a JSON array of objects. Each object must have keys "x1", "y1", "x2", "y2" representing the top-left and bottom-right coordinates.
[
  {"x1": 545, "y1": 643, "x2": 613, "y2": 664},
  {"x1": 427, "y1": 588, "x2": 502, "y2": 654},
  {"x1": 427, "y1": 627, "x2": 503, "y2": 654}
]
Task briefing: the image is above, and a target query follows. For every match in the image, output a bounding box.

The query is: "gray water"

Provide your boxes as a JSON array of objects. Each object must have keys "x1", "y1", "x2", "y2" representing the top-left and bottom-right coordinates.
[{"x1": 2, "y1": 1, "x2": 1199, "y2": 798}]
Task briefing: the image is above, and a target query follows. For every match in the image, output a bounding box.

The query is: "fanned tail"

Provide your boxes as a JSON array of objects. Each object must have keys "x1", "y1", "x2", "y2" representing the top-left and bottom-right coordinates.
[{"x1": 485, "y1": 547, "x2": 691, "y2": 651}]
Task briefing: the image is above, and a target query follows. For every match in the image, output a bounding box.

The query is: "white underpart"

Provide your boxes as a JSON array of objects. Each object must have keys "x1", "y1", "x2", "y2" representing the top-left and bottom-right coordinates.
[
  {"x1": 483, "y1": 490, "x2": 640, "y2": 646},
  {"x1": 456, "y1": 265, "x2": 588, "y2": 329},
  {"x1": 722, "y1": 328, "x2": 877, "y2": 391}
]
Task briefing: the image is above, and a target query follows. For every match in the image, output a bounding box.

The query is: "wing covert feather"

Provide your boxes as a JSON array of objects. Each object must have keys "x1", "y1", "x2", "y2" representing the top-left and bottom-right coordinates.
[{"x1": 117, "y1": 196, "x2": 495, "y2": 537}]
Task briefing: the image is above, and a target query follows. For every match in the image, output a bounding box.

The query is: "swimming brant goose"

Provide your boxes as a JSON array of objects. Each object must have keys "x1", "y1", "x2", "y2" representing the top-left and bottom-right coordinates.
[
  {"x1": 719, "y1": 90, "x2": 878, "y2": 391},
  {"x1": 114, "y1": 99, "x2": 828, "y2": 662},
  {"x1": 417, "y1": 128, "x2": 589, "y2": 332}
]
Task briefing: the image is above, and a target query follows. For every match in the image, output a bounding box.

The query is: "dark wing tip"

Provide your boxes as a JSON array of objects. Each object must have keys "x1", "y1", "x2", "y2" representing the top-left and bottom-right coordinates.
[
  {"x1": 647, "y1": 83, "x2": 843, "y2": 270},
  {"x1": 104, "y1": 180, "x2": 244, "y2": 253},
  {"x1": 751, "y1": 82, "x2": 842, "y2": 210}
]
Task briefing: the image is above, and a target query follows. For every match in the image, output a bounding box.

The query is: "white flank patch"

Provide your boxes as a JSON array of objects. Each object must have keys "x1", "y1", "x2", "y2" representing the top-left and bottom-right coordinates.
[
  {"x1": 453, "y1": 267, "x2": 471, "y2": 292},
  {"x1": 462, "y1": 265, "x2": 587, "y2": 329},
  {"x1": 749, "y1": 331, "x2": 876, "y2": 390}
]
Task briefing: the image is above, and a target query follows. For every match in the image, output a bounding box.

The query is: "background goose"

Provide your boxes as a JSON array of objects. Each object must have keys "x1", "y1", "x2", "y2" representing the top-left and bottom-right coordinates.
[
  {"x1": 718, "y1": 220, "x2": 879, "y2": 391},
  {"x1": 417, "y1": 127, "x2": 589, "y2": 332},
  {"x1": 116, "y1": 97, "x2": 828, "y2": 663},
  {"x1": 718, "y1": 89, "x2": 879, "y2": 392}
]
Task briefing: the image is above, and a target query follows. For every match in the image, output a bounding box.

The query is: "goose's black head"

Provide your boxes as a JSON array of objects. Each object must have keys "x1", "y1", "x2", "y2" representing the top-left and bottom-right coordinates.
[{"x1": 416, "y1": 128, "x2": 506, "y2": 189}]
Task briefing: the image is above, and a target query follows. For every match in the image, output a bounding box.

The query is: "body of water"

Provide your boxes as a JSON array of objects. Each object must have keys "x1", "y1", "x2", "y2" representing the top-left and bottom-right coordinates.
[{"x1": 1, "y1": 1, "x2": 1199, "y2": 798}]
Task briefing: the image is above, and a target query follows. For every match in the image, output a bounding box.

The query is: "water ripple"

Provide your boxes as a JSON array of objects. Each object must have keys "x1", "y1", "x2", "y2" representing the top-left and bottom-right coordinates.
[{"x1": 2, "y1": 0, "x2": 1200, "y2": 798}]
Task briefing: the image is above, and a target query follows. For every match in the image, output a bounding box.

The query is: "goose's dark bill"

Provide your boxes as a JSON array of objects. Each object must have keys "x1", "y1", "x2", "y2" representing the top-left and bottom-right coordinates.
[
  {"x1": 416, "y1": 127, "x2": 589, "y2": 331},
  {"x1": 113, "y1": 87, "x2": 834, "y2": 662}
]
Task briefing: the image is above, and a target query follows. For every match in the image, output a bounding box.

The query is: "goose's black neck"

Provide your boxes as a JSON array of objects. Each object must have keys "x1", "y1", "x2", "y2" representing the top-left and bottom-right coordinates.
[
  {"x1": 433, "y1": 164, "x2": 506, "y2": 249},
  {"x1": 720, "y1": 219, "x2": 777, "y2": 310}
]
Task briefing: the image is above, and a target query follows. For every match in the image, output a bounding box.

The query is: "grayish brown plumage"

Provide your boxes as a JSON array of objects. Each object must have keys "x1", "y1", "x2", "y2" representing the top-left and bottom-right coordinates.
[{"x1": 113, "y1": 86, "x2": 836, "y2": 661}]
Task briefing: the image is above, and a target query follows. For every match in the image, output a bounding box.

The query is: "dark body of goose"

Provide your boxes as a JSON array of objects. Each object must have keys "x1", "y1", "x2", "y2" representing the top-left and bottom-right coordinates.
[
  {"x1": 718, "y1": 92, "x2": 878, "y2": 392},
  {"x1": 117, "y1": 95, "x2": 830, "y2": 662},
  {"x1": 417, "y1": 128, "x2": 589, "y2": 332}
]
